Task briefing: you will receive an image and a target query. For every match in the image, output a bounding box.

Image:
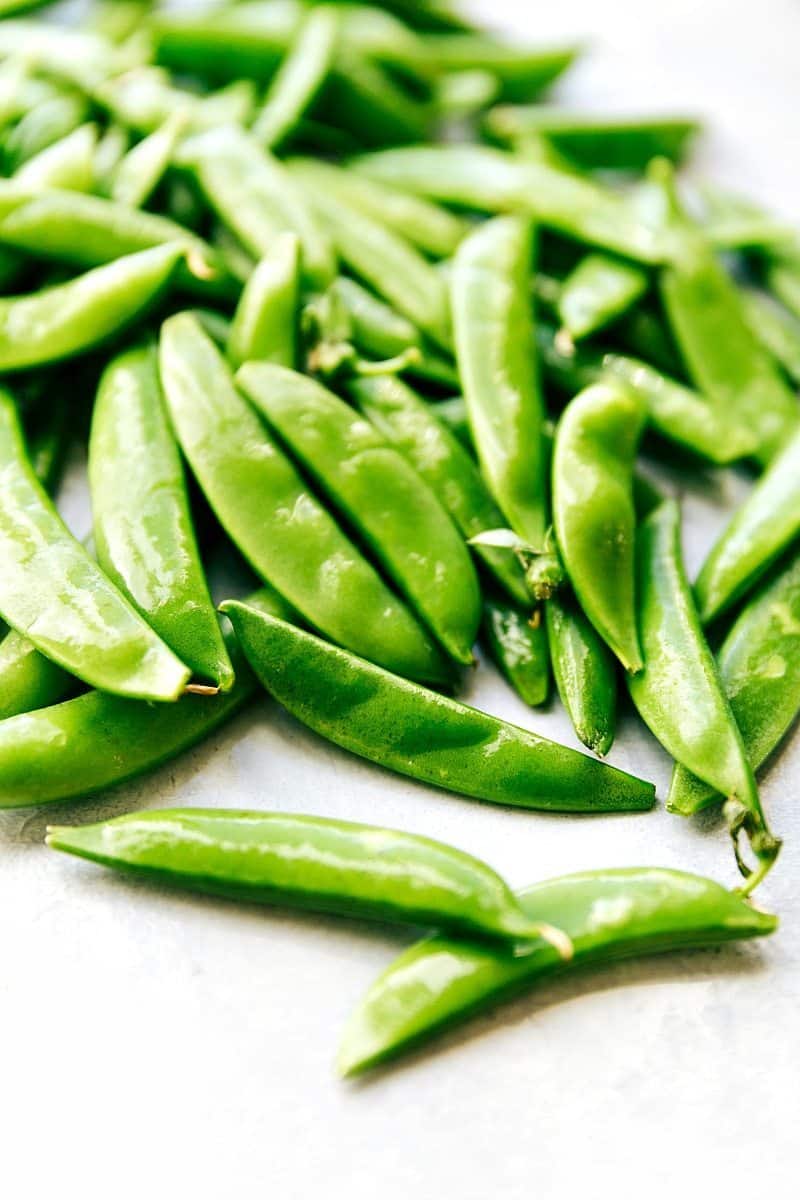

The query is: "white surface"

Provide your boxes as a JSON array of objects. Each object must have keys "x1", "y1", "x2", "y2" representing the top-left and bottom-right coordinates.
[{"x1": 2, "y1": 2, "x2": 800, "y2": 1196}]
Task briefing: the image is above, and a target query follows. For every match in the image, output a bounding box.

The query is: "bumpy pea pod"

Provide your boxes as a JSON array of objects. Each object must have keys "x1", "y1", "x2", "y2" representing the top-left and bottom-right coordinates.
[
  {"x1": 47, "y1": 809, "x2": 571, "y2": 953},
  {"x1": 337, "y1": 866, "x2": 776, "y2": 1076},
  {"x1": 227, "y1": 233, "x2": 300, "y2": 369},
  {"x1": 89, "y1": 343, "x2": 234, "y2": 692},
  {"x1": 160, "y1": 313, "x2": 451, "y2": 687},
  {"x1": 553, "y1": 381, "x2": 646, "y2": 672},
  {"x1": 741, "y1": 287, "x2": 800, "y2": 386},
  {"x1": 0, "y1": 389, "x2": 189, "y2": 701},
  {"x1": 670, "y1": 548, "x2": 800, "y2": 814},
  {"x1": 177, "y1": 125, "x2": 336, "y2": 291},
  {"x1": 222, "y1": 600, "x2": 656, "y2": 813},
  {"x1": 452, "y1": 216, "x2": 546, "y2": 549},
  {"x1": 546, "y1": 590, "x2": 617, "y2": 756},
  {"x1": 557, "y1": 253, "x2": 648, "y2": 342},
  {"x1": 695, "y1": 423, "x2": 800, "y2": 625},
  {"x1": 110, "y1": 111, "x2": 187, "y2": 209},
  {"x1": 0, "y1": 239, "x2": 185, "y2": 370},
  {"x1": 482, "y1": 596, "x2": 549, "y2": 707},
  {"x1": 628, "y1": 500, "x2": 780, "y2": 888},
  {"x1": 15, "y1": 122, "x2": 97, "y2": 192},
  {"x1": 238, "y1": 362, "x2": 480, "y2": 665},
  {"x1": 251, "y1": 7, "x2": 341, "y2": 151},
  {"x1": 348, "y1": 373, "x2": 529, "y2": 606},
  {"x1": 486, "y1": 108, "x2": 700, "y2": 170}
]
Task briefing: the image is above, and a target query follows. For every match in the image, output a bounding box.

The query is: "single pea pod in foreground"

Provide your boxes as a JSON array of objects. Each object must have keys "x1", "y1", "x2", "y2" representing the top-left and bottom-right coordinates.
[
  {"x1": 46, "y1": 808, "x2": 572, "y2": 953},
  {"x1": 337, "y1": 866, "x2": 776, "y2": 1076},
  {"x1": 221, "y1": 600, "x2": 655, "y2": 813},
  {"x1": 546, "y1": 589, "x2": 617, "y2": 756}
]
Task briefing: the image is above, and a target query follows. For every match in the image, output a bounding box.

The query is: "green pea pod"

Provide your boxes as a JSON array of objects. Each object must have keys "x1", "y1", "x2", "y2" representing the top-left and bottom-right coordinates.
[
  {"x1": 768, "y1": 255, "x2": 800, "y2": 322},
  {"x1": 47, "y1": 808, "x2": 572, "y2": 952},
  {"x1": 607, "y1": 305, "x2": 684, "y2": 377},
  {"x1": 227, "y1": 233, "x2": 300, "y2": 370},
  {"x1": 670, "y1": 548, "x2": 800, "y2": 814},
  {"x1": 695, "y1": 423, "x2": 800, "y2": 625},
  {"x1": 433, "y1": 395, "x2": 471, "y2": 446},
  {"x1": 160, "y1": 313, "x2": 451, "y2": 687},
  {"x1": 557, "y1": 253, "x2": 648, "y2": 341},
  {"x1": 546, "y1": 590, "x2": 617, "y2": 756},
  {"x1": 628, "y1": 500, "x2": 780, "y2": 887},
  {"x1": 3, "y1": 90, "x2": 89, "y2": 172},
  {"x1": 482, "y1": 597, "x2": 549, "y2": 707},
  {"x1": 0, "y1": 389, "x2": 190, "y2": 701},
  {"x1": 89, "y1": 343, "x2": 234, "y2": 692},
  {"x1": 222, "y1": 600, "x2": 656, "y2": 813},
  {"x1": 93, "y1": 122, "x2": 130, "y2": 195},
  {"x1": 452, "y1": 216, "x2": 546, "y2": 549},
  {"x1": 14, "y1": 122, "x2": 97, "y2": 192},
  {"x1": 421, "y1": 36, "x2": 577, "y2": 102},
  {"x1": 177, "y1": 125, "x2": 336, "y2": 291},
  {"x1": 348, "y1": 373, "x2": 529, "y2": 606},
  {"x1": 110, "y1": 111, "x2": 187, "y2": 209},
  {"x1": 354, "y1": 145, "x2": 680, "y2": 263},
  {"x1": 0, "y1": 241, "x2": 185, "y2": 372},
  {"x1": 95, "y1": 69, "x2": 257, "y2": 136},
  {"x1": 337, "y1": 866, "x2": 776, "y2": 1076},
  {"x1": 288, "y1": 157, "x2": 470, "y2": 258},
  {"x1": 741, "y1": 286, "x2": 800, "y2": 386},
  {"x1": 487, "y1": 108, "x2": 699, "y2": 170},
  {"x1": 0, "y1": 20, "x2": 137, "y2": 90},
  {"x1": 0, "y1": 626, "x2": 75, "y2": 722},
  {"x1": 251, "y1": 7, "x2": 341, "y2": 151},
  {"x1": 553, "y1": 381, "x2": 645, "y2": 672},
  {"x1": 238, "y1": 362, "x2": 480, "y2": 664}
]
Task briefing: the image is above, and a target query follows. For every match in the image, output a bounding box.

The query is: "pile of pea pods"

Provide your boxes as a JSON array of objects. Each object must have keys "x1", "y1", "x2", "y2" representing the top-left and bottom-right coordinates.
[{"x1": 1, "y1": 0, "x2": 796, "y2": 1074}]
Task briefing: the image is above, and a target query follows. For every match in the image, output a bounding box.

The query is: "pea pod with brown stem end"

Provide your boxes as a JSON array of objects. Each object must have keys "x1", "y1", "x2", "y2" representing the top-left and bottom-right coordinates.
[
  {"x1": 222, "y1": 601, "x2": 655, "y2": 814},
  {"x1": 628, "y1": 500, "x2": 780, "y2": 889},
  {"x1": 46, "y1": 809, "x2": 572, "y2": 955},
  {"x1": 338, "y1": 866, "x2": 776, "y2": 1076}
]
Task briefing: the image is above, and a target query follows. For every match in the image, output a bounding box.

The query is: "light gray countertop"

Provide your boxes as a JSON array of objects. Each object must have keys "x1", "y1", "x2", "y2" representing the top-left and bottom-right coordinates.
[{"x1": 2, "y1": 2, "x2": 799, "y2": 1196}]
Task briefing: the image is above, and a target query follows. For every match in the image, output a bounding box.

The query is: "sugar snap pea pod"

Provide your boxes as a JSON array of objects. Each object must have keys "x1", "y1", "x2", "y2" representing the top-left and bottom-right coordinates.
[
  {"x1": 288, "y1": 157, "x2": 470, "y2": 258},
  {"x1": 161, "y1": 314, "x2": 451, "y2": 687},
  {"x1": 670, "y1": 548, "x2": 800, "y2": 814},
  {"x1": 89, "y1": 343, "x2": 234, "y2": 692},
  {"x1": 354, "y1": 146, "x2": 679, "y2": 264},
  {"x1": 177, "y1": 125, "x2": 336, "y2": 292},
  {"x1": 420, "y1": 36, "x2": 577, "y2": 102},
  {"x1": 348, "y1": 374, "x2": 528, "y2": 605},
  {"x1": 628, "y1": 500, "x2": 780, "y2": 886},
  {"x1": 0, "y1": 389, "x2": 190, "y2": 701},
  {"x1": 47, "y1": 809, "x2": 571, "y2": 952},
  {"x1": 433, "y1": 395, "x2": 471, "y2": 446},
  {"x1": 482, "y1": 596, "x2": 549, "y2": 707},
  {"x1": 337, "y1": 866, "x2": 776, "y2": 1076},
  {"x1": 557, "y1": 253, "x2": 648, "y2": 342},
  {"x1": 93, "y1": 122, "x2": 130, "y2": 195},
  {"x1": 487, "y1": 108, "x2": 699, "y2": 170},
  {"x1": 0, "y1": 626, "x2": 74, "y2": 722},
  {"x1": 3, "y1": 90, "x2": 89, "y2": 172},
  {"x1": 227, "y1": 233, "x2": 299, "y2": 370},
  {"x1": 695, "y1": 424, "x2": 800, "y2": 626},
  {"x1": 546, "y1": 590, "x2": 617, "y2": 756},
  {"x1": 95, "y1": 69, "x2": 257, "y2": 137},
  {"x1": 553, "y1": 381, "x2": 646, "y2": 672},
  {"x1": 741, "y1": 287, "x2": 800, "y2": 386},
  {"x1": 15, "y1": 122, "x2": 97, "y2": 192},
  {"x1": 238, "y1": 362, "x2": 480, "y2": 664},
  {"x1": 110, "y1": 112, "x2": 187, "y2": 210},
  {"x1": 0, "y1": 241, "x2": 185, "y2": 371},
  {"x1": 222, "y1": 600, "x2": 656, "y2": 813},
  {"x1": 0, "y1": 20, "x2": 137, "y2": 90},
  {"x1": 452, "y1": 216, "x2": 546, "y2": 549},
  {"x1": 251, "y1": 7, "x2": 341, "y2": 151}
]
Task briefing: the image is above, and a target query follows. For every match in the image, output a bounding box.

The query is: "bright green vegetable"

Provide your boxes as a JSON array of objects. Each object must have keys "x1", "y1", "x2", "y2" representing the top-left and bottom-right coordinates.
[
  {"x1": 482, "y1": 596, "x2": 549, "y2": 707},
  {"x1": 227, "y1": 233, "x2": 300, "y2": 369}
]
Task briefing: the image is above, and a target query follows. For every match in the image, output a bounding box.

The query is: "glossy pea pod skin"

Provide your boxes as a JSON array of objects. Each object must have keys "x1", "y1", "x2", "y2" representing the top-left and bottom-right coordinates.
[
  {"x1": 226, "y1": 232, "x2": 300, "y2": 370},
  {"x1": 222, "y1": 601, "x2": 655, "y2": 813},
  {"x1": 452, "y1": 215, "x2": 546, "y2": 550},
  {"x1": 337, "y1": 866, "x2": 777, "y2": 1076},
  {"x1": 89, "y1": 343, "x2": 234, "y2": 691},
  {"x1": 553, "y1": 381, "x2": 646, "y2": 672},
  {"x1": 670, "y1": 548, "x2": 800, "y2": 814},
  {"x1": 160, "y1": 314, "x2": 452, "y2": 687},
  {"x1": 546, "y1": 589, "x2": 617, "y2": 756},
  {"x1": 557, "y1": 253, "x2": 648, "y2": 342},
  {"x1": 482, "y1": 596, "x2": 549, "y2": 707},
  {"x1": 237, "y1": 362, "x2": 481, "y2": 665},
  {"x1": 46, "y1": 808, "x2": 571, "y2": 950},
  {"x1": 14, "y1": 122, "x2": 98, "y2": 192},
  {"x1": 694, "y1": 423, "x2": 800, "y2": 626},
  {"x1": 628, "y1": 500, "x2": 780, "y2": 886}
]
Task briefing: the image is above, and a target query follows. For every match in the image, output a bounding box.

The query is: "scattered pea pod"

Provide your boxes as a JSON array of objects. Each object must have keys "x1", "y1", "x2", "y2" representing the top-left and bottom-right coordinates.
[
  {"x1": 546, "y1": 589, "x2": 617, "y2": 756},
  {"x1": 557, "y1": 253, "x2": 648, "y2": 341},
  {"x1": 487, "y1": 108, "x2": 700, "y2": 170},
  {"x1": 482, "y1": 595, "x2": 550, "y2": 708},
  {"x1": 227, "y1": 233, "x2": 300, "y2": 369}
]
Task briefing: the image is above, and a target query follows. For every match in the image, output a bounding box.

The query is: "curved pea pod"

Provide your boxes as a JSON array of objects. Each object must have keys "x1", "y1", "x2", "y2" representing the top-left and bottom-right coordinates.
[
  {"x1": 482, "y1": 596, "x2": 549, "y2": 707},
  {"x1": 227, "y1": 233, "x2": 300, "y2": 369},
  {"x1": 670, "y1": 548, "x2": 800, "y2": 814},
  {"x1": 695, "y1": 424, "x2": 800, "y2": 626},
  {"x1": 160, "y1": 314, "x2": 452, "y2": 688},
  {"x1": 89, "y1": 343, "x2": 234, "y2": 692},
  {"x1": 487, "y1": 108, "x2": 700, "y2": 170},
  {"x1": 3, "y1": 89, "x2": 89, "y2": 172},
  {"x1": 348, "y1": 374, "x2": 528, "y2": 606},
  {"x1": 0, "y1": 20, "x2": 137, "y2": 90},
  {"x1": 251, "y1": 7, "x2": 341, "y2": 151},
  {"x1": 222, "y1": 600, "x2": 655, "y2": 813},
  {"x1": 0, "y1": 241, "x2": 185, "y2": 372},
  {"x1": 14, "y1": 122, "x2": 98, "y2": 192},
  {"x1": 110, "y1": 111, "x2": 188, "y2": 210},
  {"x1": 452, "y1": 216, "x2": 546, "y2": 549},
  {"x1": 337, "y1": 866, "x2": 777, "y2": 1076},
  {"x1": 628, "y1": 500, "x2": 780, "y2": 888},
  {"x1": 177, "y1": 125, "x2": 336, "y2": 292},
  {"x1": 742, "y1": 288, "x2": 800, "y2": 386},
  {"x1": 47, "y1": 809, "x2": 572, "y2": 952},
  {"x1": 0, "y1": 627, "x2": 74, "y2": 722},
  {"x1": 95, "y1": 68, "x2": 257, "y2": 136},
  {"x1": 0, "y1": 390, "x2": 190, "y2": 701},
  {"x1": 237, "y1": 363, "x2": 480, "y2": 665},
  {"x1": 421, "y1": 36, "x2": 577, "y2": 102},
  {"x1": 553, "y1": 381, "x2": 645, "y2": 672},
  {"x1": 557, "y1": 253, "x2": 648, "y2": 341},
  {"x1": 546, "y1": 590, "x2": 617, "y2": 756}
]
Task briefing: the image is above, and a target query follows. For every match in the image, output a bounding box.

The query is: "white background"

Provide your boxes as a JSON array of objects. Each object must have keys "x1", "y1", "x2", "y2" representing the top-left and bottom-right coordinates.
[{"x1": 2, "y1": 2, "x2": 799, "y2": 1196}]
